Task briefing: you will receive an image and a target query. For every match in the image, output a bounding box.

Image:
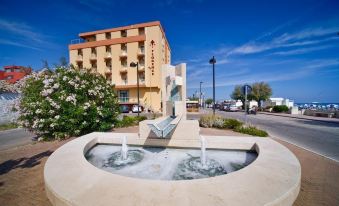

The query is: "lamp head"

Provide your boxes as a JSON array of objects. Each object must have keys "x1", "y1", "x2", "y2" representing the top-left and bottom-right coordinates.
[
  {"x1": 130, "y1": 62, "x2": 138, "y2": 67},
  {"x1": 209, "y1": 56, "x2": 216, "y2": 64}
]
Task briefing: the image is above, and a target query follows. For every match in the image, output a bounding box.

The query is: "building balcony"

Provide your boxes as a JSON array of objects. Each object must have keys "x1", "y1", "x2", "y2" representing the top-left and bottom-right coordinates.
[
  {"x1": 121, "y1": 80, "x2": 128, "y2": 85},
  {"x1": 119, "y1": 51, "x2": 127, "y2": 59},
  {"x1": 120, "y1": 67, "x2": 128, "y2": 73},
  {"x1": 137, "y1": 47, "x2": 145, "y2": 57},
  {"x1": 76, "y1": 55, "x2": 83, "y2": 62},
  {"x1": 138, "y1": 65, "x2": 145, "y2": 72},
  {"x1": 90, "y1": 67, "x2": 97, "y2": 73},
  {"x1": 139, "y1": 79, "x2": 145, "y2": 84},
  {"x1": 119, "y1": 97, "x2": 129, "y2": 103},
  {"x1": 104, "y1": 52, "x2": 112, "y2": 59},
  {"x1": 90, "y1": 53, "x2": 97, "y2": 60},
  {"x1": 105, "y1": 67, "x2": 112, "y2": 74}
]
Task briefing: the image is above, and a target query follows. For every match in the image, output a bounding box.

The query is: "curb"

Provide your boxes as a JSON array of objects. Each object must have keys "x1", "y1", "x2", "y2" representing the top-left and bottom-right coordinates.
[
  {"x1": 269, "y1": 135, "x2": 339, "y2": 163},
  {"x1": 259, "y1": 112, "x2": 339, "y2": 124}
]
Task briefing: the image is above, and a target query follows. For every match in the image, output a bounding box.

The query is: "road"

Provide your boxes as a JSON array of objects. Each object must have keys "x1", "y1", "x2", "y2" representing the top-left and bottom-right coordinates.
[
  {"x1": 0, "y1": 128, "x2": 36, "y2": 150},
  {"x1": 188, "y1": 109, "x2": 339, "y2": 162}
]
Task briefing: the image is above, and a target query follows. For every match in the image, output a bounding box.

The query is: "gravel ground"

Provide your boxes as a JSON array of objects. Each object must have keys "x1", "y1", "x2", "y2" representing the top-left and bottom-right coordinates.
[{"x1": 0, "y1": 127, "x2": 338, "y2": 206}]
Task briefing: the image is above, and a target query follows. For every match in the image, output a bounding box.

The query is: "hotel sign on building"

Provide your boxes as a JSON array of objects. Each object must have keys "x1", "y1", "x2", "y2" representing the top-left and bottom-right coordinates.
[{"x1": 68, "y1": 21, "x2": 171, "y2": 112}]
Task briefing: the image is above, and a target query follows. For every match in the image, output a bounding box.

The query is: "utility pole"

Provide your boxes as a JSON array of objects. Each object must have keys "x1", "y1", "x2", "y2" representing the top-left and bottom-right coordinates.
[
  {"x1": 209, "y1": 56, "x2": 216, "y2": 115},
  {"x1": 200, "y1": 81, "x2": 203, "y2": 107}
]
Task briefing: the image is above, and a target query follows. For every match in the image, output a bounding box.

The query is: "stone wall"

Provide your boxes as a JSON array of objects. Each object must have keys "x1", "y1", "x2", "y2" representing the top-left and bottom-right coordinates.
[{"x1": 0, "y1": 93, "x2": 20, "y2": 124}]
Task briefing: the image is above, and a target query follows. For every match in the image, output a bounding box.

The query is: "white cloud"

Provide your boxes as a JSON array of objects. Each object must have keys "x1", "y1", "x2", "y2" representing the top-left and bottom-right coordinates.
[
  {"x1": 0, "y1": 18, "x2": 55, "y2": 50},
  {"x1": 0, "y1": 19, "x2": 46, "y2": 43},
  {"x1": 271, "y1": 45, "x2": 333, "y2": 56},
  {"x1": 227, "y1": 25, "x2": 339, "y2": 56},
  {"x1": 0, "y1": 39, "x2": 41, "y2": 50}
]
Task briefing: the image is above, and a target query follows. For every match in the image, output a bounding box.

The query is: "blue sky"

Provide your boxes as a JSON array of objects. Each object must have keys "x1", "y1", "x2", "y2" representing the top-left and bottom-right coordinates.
[{"x1": 0, "y1": 0, "x2": 338, "y2": 102}]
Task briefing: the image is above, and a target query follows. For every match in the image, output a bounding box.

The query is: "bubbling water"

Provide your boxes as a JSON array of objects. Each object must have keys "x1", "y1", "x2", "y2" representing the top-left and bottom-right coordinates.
[
  {"x1": 104, "y1": 150, "x2": 144, "y2": 170},
  {"x1": 86, "y1": 144, "x2": 257, "y2": 180},
  {"x1": 121, "y1": 136, "x2": 128, "y2": 160}
]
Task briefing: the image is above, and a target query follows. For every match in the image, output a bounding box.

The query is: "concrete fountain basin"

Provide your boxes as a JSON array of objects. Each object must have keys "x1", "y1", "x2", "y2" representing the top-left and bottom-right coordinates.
[{"x1": 44, "y1": 132, "x2": 301, "y2": 206}]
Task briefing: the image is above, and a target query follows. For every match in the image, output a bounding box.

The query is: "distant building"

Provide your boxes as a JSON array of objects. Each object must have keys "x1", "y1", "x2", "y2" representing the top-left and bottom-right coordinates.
[
  {"x1": 0, "y1": 65, "x2": 32, "y2": 84},
  {"x1": 263, "y1": 97, "x2": 294, "y2": 108}
]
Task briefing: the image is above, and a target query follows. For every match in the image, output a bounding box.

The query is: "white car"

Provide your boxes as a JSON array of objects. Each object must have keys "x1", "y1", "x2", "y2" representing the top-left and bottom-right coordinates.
[
  {"x1": 229, "y1": 105, "x2": 239, "y2": 112},
  {"x1": 132, "y1": 105, "x2": 142, "y2": 113}
]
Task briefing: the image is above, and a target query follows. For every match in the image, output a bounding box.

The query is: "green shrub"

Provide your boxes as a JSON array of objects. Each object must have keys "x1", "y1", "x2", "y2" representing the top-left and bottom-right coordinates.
[
  {"x1": 272, "y1": 105, "x2": 289, "y2": 113},
  {"x1": 0, "y1": 123, "x2": 18, "y2": 131},
  {"x1": 223, "y1": 119, "x2": 243, "y2": 129},
  {"x1": 115, "y1": 115, "x2": 147, "y2": 128},
  {"x1": 234, "y1": 126, "x2": 268, "y2": 137},
  {"x1": 18, "y1": 67, "x2": 120, "y2": 140},
  {"x1": 199, "y1": 115, "x2": 224, "y2": 128}
]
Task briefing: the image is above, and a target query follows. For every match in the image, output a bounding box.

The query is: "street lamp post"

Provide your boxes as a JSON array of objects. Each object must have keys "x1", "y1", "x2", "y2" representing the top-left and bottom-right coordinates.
[
  {"x1": 130, "y1": 62, "x2": 140, "y2": 117},
  {"x1": 200, "y1": 81, "x2": 203, "y2": 107},
  {"x1": 209, "y1": 56, "x2": 216, "y2": 115}
]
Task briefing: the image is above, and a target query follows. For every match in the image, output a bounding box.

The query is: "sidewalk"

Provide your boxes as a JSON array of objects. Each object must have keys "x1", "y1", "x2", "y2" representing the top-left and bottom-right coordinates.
[{"x1": 259, "y1": 112, "x2": 339, "y2": 123}]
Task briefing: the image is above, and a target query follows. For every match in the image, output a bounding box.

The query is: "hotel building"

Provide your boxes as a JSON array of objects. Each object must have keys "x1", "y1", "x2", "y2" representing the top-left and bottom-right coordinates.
[{"x1": 69, "y1": 21, "x2": 171, "y2": 112}]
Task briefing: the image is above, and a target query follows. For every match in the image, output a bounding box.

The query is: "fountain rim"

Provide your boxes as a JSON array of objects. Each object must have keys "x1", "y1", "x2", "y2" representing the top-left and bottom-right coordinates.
[{"x1": 44, "y1": 132, "x2": 301, "y2": 206}]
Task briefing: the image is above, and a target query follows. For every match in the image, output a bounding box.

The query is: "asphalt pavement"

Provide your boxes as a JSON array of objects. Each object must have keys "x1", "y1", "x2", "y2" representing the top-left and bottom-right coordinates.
[
  {"x1": 0, "y1": 128, "x2": 36, "y2": 150},
  {"x1": 188, "y1": 109, "x2": 339, "y2": 162}
]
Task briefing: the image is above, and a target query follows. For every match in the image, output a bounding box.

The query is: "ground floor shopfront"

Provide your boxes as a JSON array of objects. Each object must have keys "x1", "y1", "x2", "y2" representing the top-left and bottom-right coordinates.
[{"x1": 116, "y1": 86, "x2": 162, "y2": 112}]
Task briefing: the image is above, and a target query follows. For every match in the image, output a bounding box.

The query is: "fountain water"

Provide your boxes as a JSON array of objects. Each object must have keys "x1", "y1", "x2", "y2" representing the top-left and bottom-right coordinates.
[
  {"x1": 200, "y1": 136, "x2": 206, "y2": 167},
  {"x1": 121, "y1": 136, "x2": 128, "y2": 160}
]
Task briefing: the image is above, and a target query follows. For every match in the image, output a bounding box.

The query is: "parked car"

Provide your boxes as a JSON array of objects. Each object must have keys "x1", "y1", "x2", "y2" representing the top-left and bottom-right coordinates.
[
  {"x1": 228, "y1": 105, "x2": 240, "y2": 112},
  {"x1": 120, "y1": 105, "x2": 130, "y2": 113},
  {"x1": 132, "y1": 105, "x2": 143, "y2": 113}
]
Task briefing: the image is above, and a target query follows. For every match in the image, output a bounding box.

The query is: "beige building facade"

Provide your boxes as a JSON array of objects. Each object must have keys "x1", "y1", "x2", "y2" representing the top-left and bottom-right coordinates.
[{"x1": 69, "y1": 21, "x2": 171, "y2": 112}]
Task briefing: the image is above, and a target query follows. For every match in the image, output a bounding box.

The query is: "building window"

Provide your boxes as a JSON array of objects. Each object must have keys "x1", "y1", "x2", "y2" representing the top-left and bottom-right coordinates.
[
  {"x1": 121, "y1": 59, "x2": 127, "y2": 67},
  {"x1": 106, "y1": 46, "x2": 111, "y2": 53},
  {"x1": 138, "y1": 27, "x2": 145, "y2": 35},
  {"x1": 91, "y1": 47, "x2": 96, "y2": 54},
  {"x1": 77, "y1": 49, "x2": 83, "y2": 56},
  {"x1": 6, "y1": 75, "x2": 13, "y2": 79},
  {"x1": 105, "y1": 32, "x2": 111, "y2": 39},
  {"x1": 77, "y1": 62, "x2": 83, "y2": 69},
  {"x1": 121, "y1": 43, "x2": 127, "y2": 52},
  {"x1": 118, "y1": 90, "x2": 129, "y2": 102},
  {"x1": 5, "y1": 69, "x2": 12, "y2": 73},
  {"x1": 121, "y1": 30, "x2": 127, "y2": 37}
]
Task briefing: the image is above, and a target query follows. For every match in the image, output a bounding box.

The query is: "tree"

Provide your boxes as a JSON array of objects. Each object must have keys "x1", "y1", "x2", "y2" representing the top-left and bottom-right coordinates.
[
  {"x1": 251, "y1": 82, "x2": 272, "y2": 108},
  {"x1": 59, "y1": 57, "x2": 68, "y2": 67},
  {"x1": 205, "y1": 98, "x2": 213, "y2": 105},
  {"x1": 230, "y1": 85, "x2": 245, "y2": 107},
  {"x1": 41, "y1": 59, "x2": 49, "y2": 69},
  {"x1": 188, "y1": 95, "x2": 199, "y2": 101}
]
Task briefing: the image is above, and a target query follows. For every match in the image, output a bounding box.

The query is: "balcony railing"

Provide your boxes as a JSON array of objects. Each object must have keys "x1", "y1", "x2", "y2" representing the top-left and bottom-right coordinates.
[
  {"x1": 119, "y1": 97, "x2": 129, "y2": 103},
  {"x1": 105, "y1": 52, "x2": 112, "y2": 58},
  {"x1": 90, "y1": 67, "x2": 97, "y2": 73},
  {"x1": 138, "y1": 47, "x2": 145, "y2": 55},
  {"x1": 139, "y1": 79, "x2": 145, "y2": 84},
  {"x1": 90, "y1": 53, "x2": 97, "y2": 59},
  {"x1": 105, "y1": 67, "x2": 112, "y2": 74},
  {"x1": 70, "y1": 39, "x2": 85, "y2": 44},
  {"x1": 76, "y1": 55, "x2": 83, "y2": 61},
  {"x1": 121, "y1": 80, "x2": 128, "y2": 85}
]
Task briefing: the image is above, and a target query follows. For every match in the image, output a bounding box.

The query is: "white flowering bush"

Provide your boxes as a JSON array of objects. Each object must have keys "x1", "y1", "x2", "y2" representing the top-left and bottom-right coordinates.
[{"x1": 18, "y1": 67, "x2": 119, "y2": 140}]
